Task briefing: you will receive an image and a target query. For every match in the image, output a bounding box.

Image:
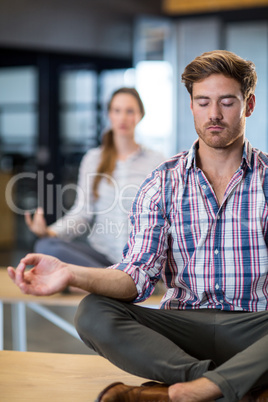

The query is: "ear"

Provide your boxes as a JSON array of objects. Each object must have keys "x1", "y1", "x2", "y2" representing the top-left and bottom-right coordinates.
[{"x1": 245, "y1": 94, "x2": 255, "y2": 117}]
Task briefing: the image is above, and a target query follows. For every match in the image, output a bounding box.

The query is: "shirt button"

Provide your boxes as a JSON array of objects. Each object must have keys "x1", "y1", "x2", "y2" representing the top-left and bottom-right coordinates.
[
  {"x1": 217, "y1": 215, "x2": 220, "y2": 220},
  {"x1": 202, "y1": 185, "x2": 207, "y2": 190},
  {"x1": 220, "y1": 299, "x2": 224, "y2": 303},
  {"x1": 215, "y1": 283, "x2": 219, "y2": 290},
  {"x1": 214, "y1": 249, "x2": 219, "y2": 255}
]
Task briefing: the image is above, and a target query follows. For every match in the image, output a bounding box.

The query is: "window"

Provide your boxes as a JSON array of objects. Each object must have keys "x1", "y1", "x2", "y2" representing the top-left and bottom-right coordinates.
[
  {"x1": 59, "y1": 69, "x2": 98, "y2": 154},
  {"x1": 0, "y1": 66, "x2": 38, "y2": 156}
]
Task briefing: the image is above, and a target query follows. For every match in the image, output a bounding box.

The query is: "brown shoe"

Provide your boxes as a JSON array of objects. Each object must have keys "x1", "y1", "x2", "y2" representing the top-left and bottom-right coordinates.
[
  {"x1": 96, "y1": 381, "x2": 169, "y2": 401},
  {"x1": 255, "y1": 388, "x2": 268, "y2": 402},
  {"x1": 244, "y1": 388, "x2": 268, "y2": 402}
]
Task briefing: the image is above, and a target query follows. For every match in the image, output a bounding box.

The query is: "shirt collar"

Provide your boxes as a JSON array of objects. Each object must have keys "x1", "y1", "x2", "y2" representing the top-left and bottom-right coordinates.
[
  {"x1": 242, "y1": 138, "x2": 253, "y2": 170},
  {"x1": 186, "y1": 140, "x2": 198, "y2": 170},
  {"x1": 186, "y1": 138, "x2": 253, "y2": 171}
]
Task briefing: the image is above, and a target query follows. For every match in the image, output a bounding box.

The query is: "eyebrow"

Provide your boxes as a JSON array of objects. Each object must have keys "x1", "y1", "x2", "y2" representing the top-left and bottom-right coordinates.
[{"x1": 193, "y1": 95, "x2": 238, "y2": 100}]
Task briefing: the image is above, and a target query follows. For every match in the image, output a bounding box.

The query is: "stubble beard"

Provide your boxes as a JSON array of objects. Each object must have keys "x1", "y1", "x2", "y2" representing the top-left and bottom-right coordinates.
[{"x1": 195, "y1": 120, "x2": 245, "y2": 150}]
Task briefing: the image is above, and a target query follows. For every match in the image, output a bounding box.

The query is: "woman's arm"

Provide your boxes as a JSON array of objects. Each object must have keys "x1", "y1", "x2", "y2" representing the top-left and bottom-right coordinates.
[{"x1": 7, "y1": 253, "x2": 138, "y2": 301}]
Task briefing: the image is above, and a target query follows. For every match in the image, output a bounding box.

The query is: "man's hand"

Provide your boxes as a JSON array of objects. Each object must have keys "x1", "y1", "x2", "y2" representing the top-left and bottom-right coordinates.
[
  {"x1": 8, "y1": 253, "x2": 138, "y2": 301},
  {"x1": 7, "y1": 254, "x2": 71, "y2": 296}
]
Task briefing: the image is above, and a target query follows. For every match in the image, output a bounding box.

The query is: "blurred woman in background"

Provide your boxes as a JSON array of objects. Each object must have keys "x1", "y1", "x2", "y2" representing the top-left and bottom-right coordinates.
[{"x1": 25, "y1": 87, "x2": 165, "y2": 267}]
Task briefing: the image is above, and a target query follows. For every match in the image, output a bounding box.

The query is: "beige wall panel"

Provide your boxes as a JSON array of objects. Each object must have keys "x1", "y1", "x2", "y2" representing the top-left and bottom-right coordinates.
[{"x1": 163, "y1": 0, "x2": 268, "y2": 14}]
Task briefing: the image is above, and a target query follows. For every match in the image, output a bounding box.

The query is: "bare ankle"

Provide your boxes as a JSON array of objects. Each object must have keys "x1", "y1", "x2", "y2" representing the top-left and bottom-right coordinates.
[{"x1": 168, "y1": 377, "x2": 222, "y2": 402}]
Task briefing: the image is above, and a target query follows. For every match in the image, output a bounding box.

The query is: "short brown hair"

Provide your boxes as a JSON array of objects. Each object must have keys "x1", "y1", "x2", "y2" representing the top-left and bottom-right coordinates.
[{"x1": 181, "y1": 50, "x2": 257, "y2": 100}]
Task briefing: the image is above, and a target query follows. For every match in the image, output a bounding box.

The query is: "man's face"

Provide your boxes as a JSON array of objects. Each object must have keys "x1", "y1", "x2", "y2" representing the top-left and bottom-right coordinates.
[{"x1": 190, "y1": 74, "x2": 255, "y2": 150}]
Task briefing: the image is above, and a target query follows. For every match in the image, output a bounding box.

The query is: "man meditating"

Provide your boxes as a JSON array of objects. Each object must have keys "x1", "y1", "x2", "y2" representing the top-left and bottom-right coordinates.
[{"x1": 8, "y1": 50, "x2": 268, "y2": 401}]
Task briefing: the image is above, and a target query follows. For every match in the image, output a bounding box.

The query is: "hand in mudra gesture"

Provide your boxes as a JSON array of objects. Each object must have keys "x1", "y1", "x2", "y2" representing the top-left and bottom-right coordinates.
[{"x1": 7, "y1": 254, "x2": 71, "y2": 296}]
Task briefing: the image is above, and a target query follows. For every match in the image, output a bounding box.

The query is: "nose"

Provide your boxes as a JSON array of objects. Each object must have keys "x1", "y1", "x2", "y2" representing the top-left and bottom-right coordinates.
[
  {"x1": 118, "y1": 111, "x2": 128, "y2": 121},
  {"x1": 209, "y1": 103, "x2": 223, "y2": 122}
]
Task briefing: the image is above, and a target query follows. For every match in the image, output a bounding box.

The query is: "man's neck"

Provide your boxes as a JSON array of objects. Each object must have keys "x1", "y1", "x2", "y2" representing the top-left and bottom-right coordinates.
[
  {"x1": 196, "y1": 139, "x2": 244, "y2": 205},
  {"x1": 196, "y1": 138, "x2": 244, "y2": 177}
]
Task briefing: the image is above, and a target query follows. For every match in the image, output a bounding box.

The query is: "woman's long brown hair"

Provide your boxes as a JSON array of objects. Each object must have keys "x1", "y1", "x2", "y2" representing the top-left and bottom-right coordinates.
[{"x1": 92, "y1": 87, "x2": 145, "y2": 199}]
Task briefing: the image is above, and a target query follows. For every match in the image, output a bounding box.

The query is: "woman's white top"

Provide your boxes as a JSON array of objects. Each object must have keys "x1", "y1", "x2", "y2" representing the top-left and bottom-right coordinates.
[{"x1": 50, "y1": 146, "x2": 165, "y2": 263}]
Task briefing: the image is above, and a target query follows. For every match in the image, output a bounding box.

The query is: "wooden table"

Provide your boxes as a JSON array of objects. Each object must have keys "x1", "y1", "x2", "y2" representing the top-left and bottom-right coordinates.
[
  {"x1": 0, "y1": 268, "x2": 85, "y2": 351},
  {"x1": 0, "y1": 350, "x2": 147, "y2": 401},
  {"x1": 0, "y1": 268, "x2": 163, "y2": 351}
]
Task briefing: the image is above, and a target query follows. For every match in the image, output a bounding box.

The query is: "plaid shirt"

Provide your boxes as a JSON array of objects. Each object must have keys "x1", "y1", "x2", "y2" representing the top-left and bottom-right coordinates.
[{"x1": 109, "y1": 139, "x2": 268, "y2": 311}]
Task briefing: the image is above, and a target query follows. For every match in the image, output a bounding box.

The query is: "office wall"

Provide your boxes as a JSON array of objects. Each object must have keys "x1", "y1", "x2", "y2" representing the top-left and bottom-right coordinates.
[
  {"x1": 0, "y1": 0, "x2": 133, "y2": 57},
  {"x1": 225, "y1": 22, "x2": 268, "y2": 151}
]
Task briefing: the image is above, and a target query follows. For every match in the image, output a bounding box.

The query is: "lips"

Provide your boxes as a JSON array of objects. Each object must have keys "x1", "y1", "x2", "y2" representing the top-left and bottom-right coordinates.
[{"x1": 207, "y1": 125, "x2": 225, "y2": 131}]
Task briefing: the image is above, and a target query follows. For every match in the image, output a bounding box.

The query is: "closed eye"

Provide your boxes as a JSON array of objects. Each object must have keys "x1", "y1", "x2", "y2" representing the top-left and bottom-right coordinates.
[
  {"x1": 198, "y1": 103, "x2": 209, "y2": 107},
  {"x1": 222, "y1": 102, "x2": 234, "y2": 107}
]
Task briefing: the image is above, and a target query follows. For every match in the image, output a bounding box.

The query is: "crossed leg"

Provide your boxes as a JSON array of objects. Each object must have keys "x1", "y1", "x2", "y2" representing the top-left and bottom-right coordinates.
[{"x1": 75, "y1": 294, "x2": 268, "y2": 402}]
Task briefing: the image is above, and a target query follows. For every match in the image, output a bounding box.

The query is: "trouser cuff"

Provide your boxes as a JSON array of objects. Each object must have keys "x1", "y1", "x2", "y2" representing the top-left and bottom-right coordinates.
[{"x1": 203, "y1": 371, "x2": 238, "y2": 402}]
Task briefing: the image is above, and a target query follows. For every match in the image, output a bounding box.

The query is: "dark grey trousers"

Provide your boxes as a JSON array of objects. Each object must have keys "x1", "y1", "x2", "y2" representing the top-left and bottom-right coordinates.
[
  {"x1": 34, "y1": 237, "x2": 113, "y2": 267},
  {"x1": 74, "y1": 294, "x2": 268, "y2": 402}
]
